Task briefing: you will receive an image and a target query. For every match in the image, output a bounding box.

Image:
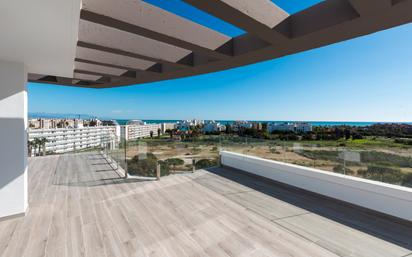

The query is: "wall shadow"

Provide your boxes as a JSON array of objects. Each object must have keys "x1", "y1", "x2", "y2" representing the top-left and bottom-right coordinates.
[
  {"x1": 201, "y1": 166, "x2": 412, "y2": 251},
  {"x1": 0, "y1": 118, "x2": 26, "y2": 191}
]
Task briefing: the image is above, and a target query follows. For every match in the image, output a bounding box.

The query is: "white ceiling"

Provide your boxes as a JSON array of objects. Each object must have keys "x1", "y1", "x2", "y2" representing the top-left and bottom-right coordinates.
[{"x1": 0, "y1": 0, "x2": 81, "y2": 77}]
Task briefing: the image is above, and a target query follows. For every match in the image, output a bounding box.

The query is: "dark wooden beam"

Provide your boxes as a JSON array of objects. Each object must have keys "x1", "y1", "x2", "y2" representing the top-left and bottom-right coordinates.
[
  {"x1": 289, "y1": 0, "x2": 360, "y2": 38},
  {"x1": 183, "y1": 0, "x2": 290, "y2": 45},
  {"x1": 74, "y1": 69, "x2": 136, "y2": 79},
  {"x1": 348, "y1": 0, "x2": 392, "y2": 16},
  {"x1": 75, "y1": 58, "x2": 154, "y2": 73},
  {"x1": 77, "y1": 41, "x2": 192, "y2": 69}
]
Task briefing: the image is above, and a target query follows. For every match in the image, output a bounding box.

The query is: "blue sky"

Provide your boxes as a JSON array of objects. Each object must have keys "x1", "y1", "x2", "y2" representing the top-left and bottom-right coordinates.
[{"x1": 28, "y1": 1, "x2": 412, "y2": 122}]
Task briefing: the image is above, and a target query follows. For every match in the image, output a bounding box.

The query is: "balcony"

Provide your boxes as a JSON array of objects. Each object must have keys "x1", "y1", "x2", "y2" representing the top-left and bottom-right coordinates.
[{"x1": 0, "y1": 152, "x2": 410, "y2": 257}]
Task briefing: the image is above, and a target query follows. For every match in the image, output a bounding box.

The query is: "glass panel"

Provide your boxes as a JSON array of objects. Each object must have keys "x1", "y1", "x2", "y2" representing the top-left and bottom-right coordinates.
[
  {"x1": 215, "y1": 126, "x2": 412, "y2": 188},
  {"x1": 125, "y1": 139, "x2": 157, "y2": 178}
]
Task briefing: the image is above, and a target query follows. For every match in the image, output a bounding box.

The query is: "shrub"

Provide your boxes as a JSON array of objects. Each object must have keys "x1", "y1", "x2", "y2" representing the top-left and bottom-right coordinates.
[
  {"x1": 192, "y1": 148, "x2": 201, "y2": 154},
  {"x1": 195, "y1": 158, "x2": 218, "y2": 169},
  {"x1": 269, "y1": 147, "x2": 281, "y2": 154},
  {"x1": 333, "y1": 164, "x2": 354, "y2": 175},
  {"x1": 165, "y1": 158, "x2": 184, "y2": 170},
  {"x1": 358, "y1": 165, "x2": 404, "y2": 184},
  {"x1": 158, "y1": 160, "x2": 170, "y2": 176},
  {"x1": 360, "y1": 151, "x2": 412, "y2": 167},
  {"x1": 299, "y1": 150, "x2": 340, "y2": 162},
  {"x1": 127, "y1": 153, "x2": 157, "y2": 177}
]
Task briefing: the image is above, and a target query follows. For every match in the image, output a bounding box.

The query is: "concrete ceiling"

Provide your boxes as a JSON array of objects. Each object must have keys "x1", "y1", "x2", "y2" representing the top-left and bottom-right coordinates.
[{"x1": 0, "y1": 0, "x2": 81, "y2": 78}]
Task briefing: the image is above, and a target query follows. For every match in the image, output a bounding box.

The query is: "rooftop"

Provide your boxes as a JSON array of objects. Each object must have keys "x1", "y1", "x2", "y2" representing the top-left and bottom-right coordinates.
[{"x1": 0, "y1": 152, "x2": 411, "y2": 257}]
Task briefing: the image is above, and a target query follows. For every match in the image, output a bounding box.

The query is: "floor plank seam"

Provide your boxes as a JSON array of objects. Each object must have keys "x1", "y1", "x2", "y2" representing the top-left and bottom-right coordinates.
[
  {"x1": 271, "y1": 212, "x2": 311, "y2": 221},
  {"x1": 271, "y1": 219, "x2": 338, "y2": 256},
  {"x1": 221, "y1": 190, "x2": 255, "y2": 196}
]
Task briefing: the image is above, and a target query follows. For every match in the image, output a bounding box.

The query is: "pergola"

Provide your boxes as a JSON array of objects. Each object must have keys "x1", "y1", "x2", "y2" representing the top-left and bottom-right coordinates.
[{"x1": 29, "y1": 0, "x2": 412, "y2": 88}]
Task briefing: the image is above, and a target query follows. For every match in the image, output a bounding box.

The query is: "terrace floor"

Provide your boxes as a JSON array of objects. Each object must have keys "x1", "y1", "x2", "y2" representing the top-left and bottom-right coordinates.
[{"x1": 0, "y1": 152, "x2": 411, "y2": 257}]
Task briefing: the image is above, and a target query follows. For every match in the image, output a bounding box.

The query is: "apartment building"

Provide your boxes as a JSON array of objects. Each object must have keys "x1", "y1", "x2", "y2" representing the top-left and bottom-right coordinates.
[
  {"x1": 28, "y1": 126, "x2": 120, "y2": 155},
  {"x1": 161, "y1": 123, "x2": 176, "y2": 133},
  {"x1": 267, "y1": 122, "x2": 312, "y2": 133},
  {"x1": 120, "y1": 123, "x2": 162, "y2": 141}
]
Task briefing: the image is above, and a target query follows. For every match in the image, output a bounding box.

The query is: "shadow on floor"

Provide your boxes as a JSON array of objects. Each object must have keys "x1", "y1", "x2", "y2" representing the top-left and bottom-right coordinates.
[
  {"x1": 57, "y1": 177, "x2": 154, "y2": 187},
  {"x1": 202, "y1": 166, "x2": 412, "y2": 251}
]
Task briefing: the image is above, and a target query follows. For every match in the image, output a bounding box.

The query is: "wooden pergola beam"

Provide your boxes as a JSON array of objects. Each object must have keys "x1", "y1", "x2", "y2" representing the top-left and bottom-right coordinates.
[
  {"x1": 77, "y1": 41, "x2": 192, "y2": 69},
  {"x1": 183, "y1": 0, "x2": 290, "y2": 45},
  {"x1": 80, "y1": 10, "x2": 232, "y2": 60},
  {"x1": 81, "y1": 0, "x2": 232, "y2": 59},
  {"x1": 348, "y1": 0, "x2": 392, "y2": 16}
]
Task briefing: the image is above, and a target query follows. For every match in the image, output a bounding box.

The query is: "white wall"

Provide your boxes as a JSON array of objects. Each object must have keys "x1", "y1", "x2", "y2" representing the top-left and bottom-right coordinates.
[
  {"x1": 220, "y1": 151, "x2": 412, "y2": 222},
  {"x1": 0, "y1": 60, "x2": 28, "y2": 219}
]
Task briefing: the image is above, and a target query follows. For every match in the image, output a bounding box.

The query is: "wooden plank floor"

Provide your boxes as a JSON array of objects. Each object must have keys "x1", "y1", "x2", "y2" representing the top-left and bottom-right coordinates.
[{"x1": 0, "y1": 152, "x2": 411, "y2": 257}]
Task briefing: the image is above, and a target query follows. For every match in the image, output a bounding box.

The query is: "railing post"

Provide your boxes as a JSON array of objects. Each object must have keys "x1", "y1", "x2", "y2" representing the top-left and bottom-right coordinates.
[
  {"x1": 192, "y1": 159, "x2": 196, "y2": 173},
  {"x1": 156, "y1": 163, "x2": 161, "y2": 180},
  {"x1": 124, "y1": 139, "x2": 128, "y2": 179}
]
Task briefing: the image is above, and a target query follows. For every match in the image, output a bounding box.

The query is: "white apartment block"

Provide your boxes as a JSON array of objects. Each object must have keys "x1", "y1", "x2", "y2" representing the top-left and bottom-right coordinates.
[
  {"x1": 121, "y1": 124, "x2": 162, "y2": 141},
  {"x1": 28, "y1": 126, "x2": 120, "y2": 155},
  {"x1": 161, "y1": 123, "x2": 176, "y2": 133},
  {"x1": 267, "y1": 122, "x2": 312, "y2": 133}
]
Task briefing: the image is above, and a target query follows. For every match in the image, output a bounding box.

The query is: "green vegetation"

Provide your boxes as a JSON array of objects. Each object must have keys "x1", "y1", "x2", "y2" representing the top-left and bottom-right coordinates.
[
  {"x1": 127, "y1": 153, "x2": 170, "y2": 177},
  {"x1": 299, "y1": 149, "x2": 412, "y2": 168},
  {"x1": 300, "y1": 150, "x2": 340, "y2": 162},
  {"x1": 333, "y1": 164, "x2": 354, "y2": 175},
  {"x1": 195, "y1": 158, "x2": 218, "y2": 169},
  {"x1": 127, "y1": 153, "x2": 157, "y2": 177},
  {"x1": 165, "y1": 158, "x2": 184, "y2": 170},
  {"x1": 358, "y1": 165, "x2": 405, "y2": 185},
  {"x1": 29, "y1": 137, "x2": 48, "y2": 156}
]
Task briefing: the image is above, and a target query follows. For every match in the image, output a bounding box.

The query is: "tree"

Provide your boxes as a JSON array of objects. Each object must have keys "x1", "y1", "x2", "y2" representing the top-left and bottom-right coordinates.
[
  {"x1": 38, "y1": 137, "x2": 48, "y2": 156},
  {"x1": 344, "y1": 129, "x2": 351, "y2": 140},
  {"x1": 28, "y1": 140, "x2": 35, "y2": 156},
  {"x1": 33, "y1": 138, "x2": 42, "y2": 156},
  {"x1": 225, "y1": 124, "x2": 232, "y2": 134}
]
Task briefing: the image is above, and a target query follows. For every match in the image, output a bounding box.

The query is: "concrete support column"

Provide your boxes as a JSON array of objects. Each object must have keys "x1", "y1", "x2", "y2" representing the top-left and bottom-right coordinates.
[{"x1": 0, "y1": 59, "x2": 28, "y2": 220}]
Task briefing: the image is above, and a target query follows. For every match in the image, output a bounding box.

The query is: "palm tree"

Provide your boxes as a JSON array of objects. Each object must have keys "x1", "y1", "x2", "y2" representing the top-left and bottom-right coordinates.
[
  {"x1": 28, "y1": 140, "x2": 34, "y2": 156},
  {"x1": 39, "y1": 137, "x2": 48, "y2": 156},
  {"x1": 32, "y1": 138, "x2": 42, "y2": 156}
]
